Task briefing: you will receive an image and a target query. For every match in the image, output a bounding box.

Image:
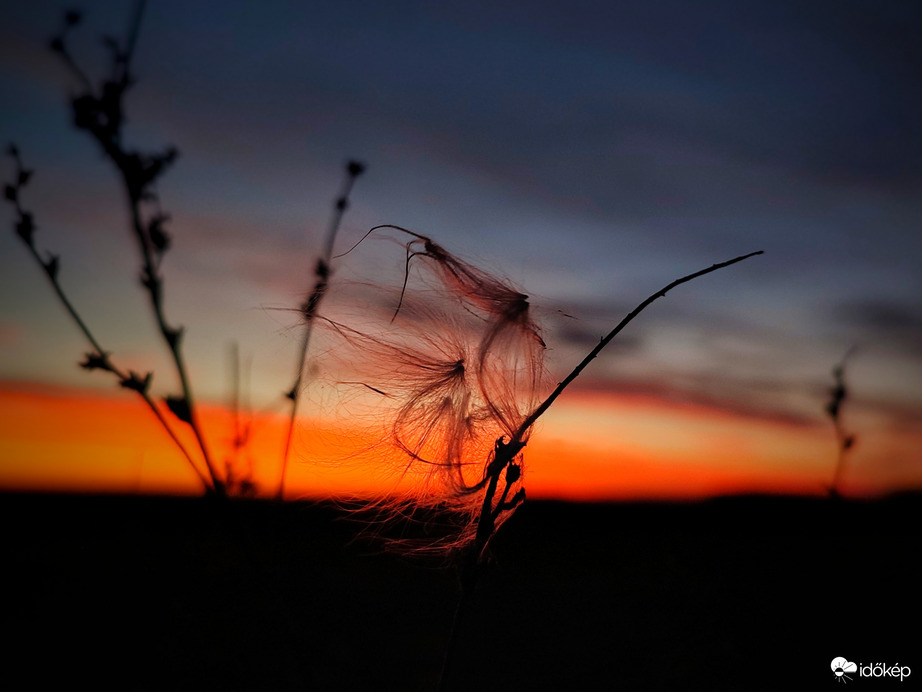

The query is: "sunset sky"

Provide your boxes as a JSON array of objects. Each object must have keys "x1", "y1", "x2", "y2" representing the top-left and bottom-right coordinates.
[{"x1": 1, "y1": 0, "x2": 920, "y2": 499}]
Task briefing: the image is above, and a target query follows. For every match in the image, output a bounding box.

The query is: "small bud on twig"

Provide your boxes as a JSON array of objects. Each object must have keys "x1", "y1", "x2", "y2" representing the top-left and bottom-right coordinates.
[
  {"x1": 43, "y1": 254, "x2": 60, "y2": 280},
  {"x1": 148, "y1": 214, "x2": 171, "y2": 253},
  {"x1": 165, "y1": 326, "x2": 183, "y2": 350},
  {"x1": 80, "y1": 351, "x2": 114, "y2": 372},
  {"x1": 16, "y1": 213, "x2": 35, "y2": 246},
  {"x1": 120, "y1": 370, "x2": 152, "y2": 395},
  {"x1": 347, "y1": 160, "x2": 366, "y2": 178},
  {"x1": 165, "y1": 395, "x2": 192, "y2": 425}
]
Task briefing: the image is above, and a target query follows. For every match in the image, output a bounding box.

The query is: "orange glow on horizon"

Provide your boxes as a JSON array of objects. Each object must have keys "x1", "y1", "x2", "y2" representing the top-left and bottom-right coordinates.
[{"x1": 1, "y1": 381, "x2": 919, "y2": 500}]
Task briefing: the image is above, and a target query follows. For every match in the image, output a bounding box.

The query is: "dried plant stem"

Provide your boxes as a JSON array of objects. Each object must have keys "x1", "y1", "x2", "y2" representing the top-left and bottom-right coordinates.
[
  {"x1": 277, "y1": 160, "x2": 365, "y2": 500},
  {"x1": 43, "y1": 251, "x2": 209, "y2": 491},
  {"x1": 49, "y1": 2, "x2": 225, "y2": 494},
  {"x1": 478, "y1": 250, "x2": 765, "y2": 556},
  {"x1": 827, "y1": 348, "x2": 856, "y2": 497},
  {"x1": 230, "y1": 341, "x2": 243, "y2": 459},
  {"x1": 224, "y1": 341, "x2": 256, "y2": 496},
  {"x1": 123, "y1": 0, "x2": 147, "y2": 76},
  {"x1": 437, "y1": 248, "x2": 764, "y2": 691},
  {"x1": 4, "y1": 170, "x2": 211, "y2": 492},
  {"x1": 125, "y1": 197, "x2": 223, "y2": 492},
  {"x1": 831, "y1": 414, "x2": 849, "y2": 494},
  {"x1": 514, "y1": 250, "x2": 764, "y2": 445}
]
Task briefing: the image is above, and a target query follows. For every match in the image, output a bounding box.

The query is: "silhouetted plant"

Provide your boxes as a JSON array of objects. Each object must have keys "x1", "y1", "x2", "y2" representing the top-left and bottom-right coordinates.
[
  {"x1": 321, "y1": 225, "x2": 548, "y2": 551},
  {"x1": 826, "y1": 348, "x2": 857, "y2": 498},
  {"x1": 277, "y1": 159, "x2": 365, "y2": 500},
  {"x1": 3, "y1": 4, "x2": 230, "y2": 494},
  {"x1": 224, "y1": 342, "x2": 258, "y2": 498},
  {"x1": 10, "y1": 4, "x2": 370, "y2": 499},
  {"x1": 4, "y1": 145, "x2": 212, "y2": 493},
  {"x1": 321, "y1": 226, "x2": 761, "y2": 688},
  {"x1": 7, "y1": 6, "x2": 768, "y2": 684},
  {"x1": 332, "y1": 226, "x2": 761, "y2": 552}
]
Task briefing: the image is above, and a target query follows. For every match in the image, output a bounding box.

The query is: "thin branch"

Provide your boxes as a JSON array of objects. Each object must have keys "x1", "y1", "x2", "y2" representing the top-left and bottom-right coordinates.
[
  {"x1": 437, "y1": 248, "x2": 764, "y2": 690},
  {"x1": 827, "y1": 347, "x2": 857, "y2": 497},
  {"x1": 478, "y1": 249, "x2": 765, "y2": 543},
  {"x1": 122, "y1": 0, "x2": 148, "y2": 81},
  {"x1": 126, "y1": 194, "x2": 223, "y2": 490},
  {"x1": 513, "y1": 250, "x2": 764, "y2": 445},
  {"x1": 49, "y1": 13, "x2": 93, "y2": 93},
  {"x1": 224, "y1": 341, "x2": 256, "y2": 496},
  {"x1": 277, "y1": 160, "x2": 365, "y2": 500},
  {"x1": 3, "y1": 148, "x2": 212, "y2": 492},
  {"x1": 51, "y1": 3, "x2": 224, "y2": 494}
]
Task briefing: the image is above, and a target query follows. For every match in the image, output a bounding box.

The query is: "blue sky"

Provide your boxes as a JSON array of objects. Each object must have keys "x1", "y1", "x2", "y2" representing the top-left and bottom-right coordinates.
[{"x1": 1, "y1": 0, "x2": 920, "y2": 439}]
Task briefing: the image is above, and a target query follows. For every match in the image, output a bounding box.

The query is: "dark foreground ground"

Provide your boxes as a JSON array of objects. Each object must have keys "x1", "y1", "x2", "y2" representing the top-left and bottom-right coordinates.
[{"x1": 3, "y1": 491, "x2": 920, "y2": 690}]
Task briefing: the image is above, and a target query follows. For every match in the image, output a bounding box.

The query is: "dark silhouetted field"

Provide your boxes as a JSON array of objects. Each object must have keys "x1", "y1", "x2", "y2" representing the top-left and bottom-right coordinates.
[{"x1": 4, "y1": 492, "x2": 919, "y2": 690}]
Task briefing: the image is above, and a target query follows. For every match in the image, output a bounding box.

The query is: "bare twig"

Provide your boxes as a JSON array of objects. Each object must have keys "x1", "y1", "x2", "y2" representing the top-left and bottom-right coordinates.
[
  {"x1": 224, "y1": 341, "x2": 257, "y2": 497},
  {"x1": 514, "y1": 250, "x2": 765, "y2": 445},
  {"x1": 50, "y1": 3, "x2": 224, "y2": 494},
  {"x1": 277, "y1": 160, "x2": 365, "y2": 500},
  {"x1": 826, "y1": 347, "x2": 857, "y2": 497},
  {"x1": 479, "y1": 250, "x2": 764, "y2": 560},
  {"x1": 436, "y1": 248, "x2": 764, "y2": 691},
  {"x1": 3, "y1": 146, "x2": 212, "y2": 492}
]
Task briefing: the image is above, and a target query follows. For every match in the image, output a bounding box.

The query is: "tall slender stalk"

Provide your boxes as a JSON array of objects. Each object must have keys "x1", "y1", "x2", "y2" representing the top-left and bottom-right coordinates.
[
  {"x1": 514, "y1": 250, "x2": 765, "y2": 445},
  {"x1": 276, "y1": 160, "x2": 365, "y2": 500},
  {"x1": 224, "y1": 341, "x2": 256, "y2": 496},
  {"x1": 826, "y1": 347, "x2": 856, "y2": 497},
  {"x1": 49, "y1": 4, "x2": 225, "y2": 494},
  {"x1": 4, "y1": 147, "x2": 212, "y2": 492},
  {"x1": 436, "y1": 248, "x2": 763, "y2": 691}
]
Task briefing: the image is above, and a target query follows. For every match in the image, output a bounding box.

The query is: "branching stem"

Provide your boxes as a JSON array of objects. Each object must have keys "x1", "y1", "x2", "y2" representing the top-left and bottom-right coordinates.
[
  {"x1": 827, "y1": 347, "x2": 856, "y2": 497},
  {"x1": 124, "y1": 191, "x2": 223, "y2": 491},
  {"x1": 46, "y1": 1, "x2": 224, "y2": 494},
  {"x1": 3, "y1": 158, "x2": 211, "y2": 492},
  {"x1": 437, "y1": 248, "x2": 764, "y2": 691},
  {"x1": 277, "y1": 160, "x2": 365, "y2": 500}
]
